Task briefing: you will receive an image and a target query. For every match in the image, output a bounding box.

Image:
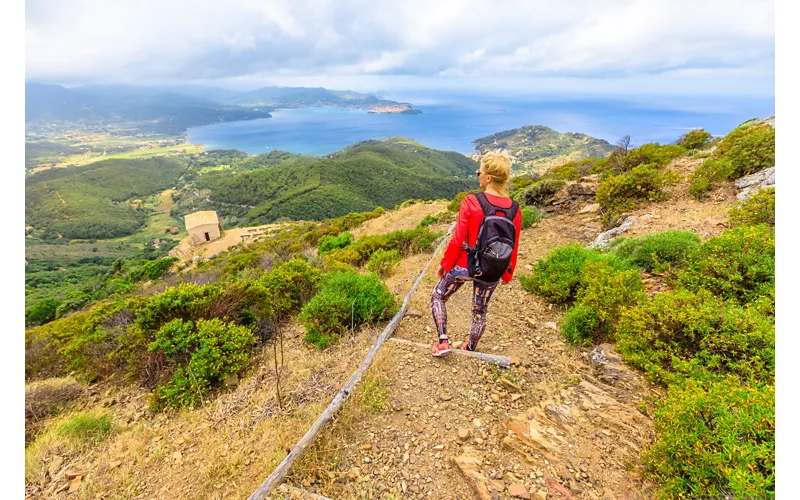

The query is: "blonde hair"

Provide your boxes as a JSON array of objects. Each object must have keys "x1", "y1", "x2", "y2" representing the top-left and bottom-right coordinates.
[{"x1": 481, "y1": 152, "x2": 512, "y2": 197}]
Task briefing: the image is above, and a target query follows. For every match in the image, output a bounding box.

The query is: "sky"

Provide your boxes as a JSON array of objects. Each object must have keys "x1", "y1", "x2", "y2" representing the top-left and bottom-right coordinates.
[{"x1": 25, "y1": 0, "x2": 775, "y2": 97}]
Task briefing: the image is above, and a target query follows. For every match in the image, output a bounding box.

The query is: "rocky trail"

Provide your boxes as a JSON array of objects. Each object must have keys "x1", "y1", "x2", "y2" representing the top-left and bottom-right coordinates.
[
  {"x1": 272, "y1": 168, "x2": 741, "y2": 499},
  {"x1": 273, "y1": 212, "x2": 669, "y2": 500}
]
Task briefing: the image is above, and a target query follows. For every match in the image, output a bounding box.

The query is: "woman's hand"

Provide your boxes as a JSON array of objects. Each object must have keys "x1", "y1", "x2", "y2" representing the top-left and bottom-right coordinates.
[{"x1": 437, "y1": 266, "x2": 446, "y2": 279}]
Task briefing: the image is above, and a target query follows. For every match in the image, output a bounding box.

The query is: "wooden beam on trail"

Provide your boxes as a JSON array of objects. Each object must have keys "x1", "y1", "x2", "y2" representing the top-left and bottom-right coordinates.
[
  {"x1": 276, "y1": 484, "x2": 334, "y2": 499},
  {"x1": 388, "y1": 337, "x2": 512, "y2": 368},
  {"x1": 248, "y1": 225, "x2": 455, "y2": 500}
]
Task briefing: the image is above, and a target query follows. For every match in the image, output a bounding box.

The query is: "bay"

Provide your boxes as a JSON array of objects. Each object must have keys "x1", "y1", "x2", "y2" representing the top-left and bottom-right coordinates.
[{"x1": 187, "y1": 91, "x2": 774, "y2": 156}]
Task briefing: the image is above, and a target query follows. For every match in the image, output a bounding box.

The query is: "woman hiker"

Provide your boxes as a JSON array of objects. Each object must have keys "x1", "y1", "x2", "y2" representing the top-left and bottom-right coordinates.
[{"x1": 431, "y1": 152, "x2": 522, "y2": 356}]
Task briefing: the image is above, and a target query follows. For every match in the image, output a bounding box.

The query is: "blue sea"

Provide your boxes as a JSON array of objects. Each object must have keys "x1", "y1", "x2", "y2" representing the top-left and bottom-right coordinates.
[{"x1": 187, "y1": 91, "x2": 774, "y2": 156}]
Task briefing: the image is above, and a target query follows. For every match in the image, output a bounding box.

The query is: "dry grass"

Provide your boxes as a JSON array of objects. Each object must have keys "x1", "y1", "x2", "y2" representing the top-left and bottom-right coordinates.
[
  {"x1": 24, "y1": 319, "x2": 391, "y2": 499},
  {"x1": 350, "y1": 201, "x2": 449, "y2": 239}
]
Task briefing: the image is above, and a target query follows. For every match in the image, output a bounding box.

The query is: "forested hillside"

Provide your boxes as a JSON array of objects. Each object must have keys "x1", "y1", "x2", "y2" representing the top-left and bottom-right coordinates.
[
  {"x1": 193, "y1": 137, "x2": 478, "y2": 224},
  {"x1": 25, "y1": 157, "x2": 188, "y2": 239}
]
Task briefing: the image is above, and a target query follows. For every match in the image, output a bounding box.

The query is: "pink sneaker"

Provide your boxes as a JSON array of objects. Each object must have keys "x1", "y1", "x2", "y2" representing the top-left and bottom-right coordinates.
[{"x1": 431, "y1": 340, "x2": 452, "y2": 357}]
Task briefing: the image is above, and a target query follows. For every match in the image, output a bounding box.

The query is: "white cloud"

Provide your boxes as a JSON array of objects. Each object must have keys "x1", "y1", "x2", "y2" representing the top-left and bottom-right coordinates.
[{"x1": 25, "y1": 0, "x2": 774, "y2": 94}]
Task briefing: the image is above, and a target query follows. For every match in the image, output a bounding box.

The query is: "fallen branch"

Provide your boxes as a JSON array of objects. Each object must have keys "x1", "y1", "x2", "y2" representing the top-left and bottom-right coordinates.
[
  {"x1": 248, "y1": 225, "x2": 455, "y2": 500},
  {"x1": 388, "y1": 337, "x2": 512, "y2": 367}
]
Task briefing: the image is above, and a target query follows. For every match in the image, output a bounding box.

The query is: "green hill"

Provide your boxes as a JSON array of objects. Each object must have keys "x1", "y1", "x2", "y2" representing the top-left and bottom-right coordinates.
[
  {"x1": 190, "y1": 137, "x2": 478, "y2": 224},
  {"x1": 25, "y1": 157, "x2": 188, "y2": 240},
  {"x1": 473, "y1": 125, "x2": 616, "y2": 172}
]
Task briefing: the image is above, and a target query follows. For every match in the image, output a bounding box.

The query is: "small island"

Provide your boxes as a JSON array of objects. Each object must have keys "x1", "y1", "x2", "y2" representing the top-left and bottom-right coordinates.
[{"x1": 368, "y1": 104, "x2": 422, "y2": 114}]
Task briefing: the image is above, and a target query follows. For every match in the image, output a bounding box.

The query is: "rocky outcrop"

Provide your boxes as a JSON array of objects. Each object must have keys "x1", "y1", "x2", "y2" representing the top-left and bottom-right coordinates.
[
  {"x1": 735, "y1": 167, "x2": 775, "y2": 200},
  {"x1": 547, "y1": 178, "x2": 600, "y2": 214},
  {"x1": 587, "y1": 216, "x2": 642, "y2": 248}
]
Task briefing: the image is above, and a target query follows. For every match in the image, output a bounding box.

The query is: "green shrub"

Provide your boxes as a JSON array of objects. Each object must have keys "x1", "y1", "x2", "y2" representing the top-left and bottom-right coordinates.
[
  {"x1": 616, "y1": 289, "x2": 774, "y2": 386},
  {"x1": 149, "y1": 318, "x2": 255, "y2": 409},
  {"x1": 606, "y1": 230, "x2": 701, "y2": 273},
  {"x1": 221, "y1": 252, "x2": 261, "y2": 276},
  {"x1": 688, "y1": 158, "x2": 734, "y2": 198},
  {"x1": 261, "y1": 258, "x2": 324, "y2": 316},
  {"x1": 643, "y1": 377, "x2": 774, "y2": 498},
  {"x1": 689, "y1": 124, "x2": 775, "y2": 197},
  {"x1": 518, "y1": 244, "x2": 630, "y2": 304},
  {"x1": 717, "y1": 124, "x2": 775, "y2": 178},
  {"x1": 318, "y1": 232, "x2": 354, "y2": 254},
  {"x1": 729, "y1": 187, "x2": 775, "y2": 227},
  {"x1": 25, "y1": 298, "x2": 61, "y2": 327},
  {"x1": 562, "y1": 261, "x2": 645, "y2": 344},
  {"x1": 418, "y1": 212, "x2": 448, "y2": 228},
  {"x1": 520, "y1": 206, "x2": 543, "y2": 229},
  {"x1": 551, "y1": 158, "x2": 599, "y2": 181},
  {"x1": 677, "y1": 129, "x2": 712, "y2": 150},
  {"x1": 141, "y1": 257, "x2": 178, "y2": 280},
  {"x1": 510, "y1": 176, "x2": 537, "y2": 192},
  {"x1": 561, "y1": 304, "x2": 600, "y2": 345},
  {"x1": 300, "y1": 271, "x2": 398, "y2": 349},
  {"x1": 597, "y1": 164, "x2": 679, "y2": 225},
  {"x1": 676, "y1": 225, "x2": 774, "y2": 305},
  {"x1": 330, "y1": 227, "x2": 440, "y2": 266},
  {"x1": 324, "y1": 247, "x2": 361, "y2": 266},
  {"x1": 367, "y1": 249, "x2": 402, "y2": 277},
  {"x1": 523, "y1": 179, "x2": 566, "y2": 206},
  {"x1": 57, "y1": 412, "x2": 113, "y2": 446},
  {"x1": 448, "y1": 190, "x2": 481, "y2": 213},
  {"x1": 134, "y1": 282, "x2": 224, "y2": 332},
  {"x1": 602, "y1": 144, "x2": 686, "y2": 175}
]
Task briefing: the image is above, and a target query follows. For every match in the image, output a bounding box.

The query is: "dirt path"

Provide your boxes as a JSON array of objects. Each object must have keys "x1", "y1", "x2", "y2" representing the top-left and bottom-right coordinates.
[
  {"x1": 277, "y1": 213, "x2": 662, "y2": 500},
  {"x1": 277, "y1": 172, "x2": 738, "y2": 499}
]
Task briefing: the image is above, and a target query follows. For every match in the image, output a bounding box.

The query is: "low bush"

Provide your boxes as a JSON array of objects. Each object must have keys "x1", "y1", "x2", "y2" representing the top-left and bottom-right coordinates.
[
  {"x1": 643, "y1": 377, "x2": 774, "y2": 498},
  {"x1": 25, "y1": 298, "x2": 60, "y2": 327},
  {"x1": 300, "y1": 271, "x2": 398, "y2": 349},
  {"x1": 367, "y1": 249, "x2": 402, "y2": 277},
  {"x1": 317, "y1": 232, "x2": 354, "y2": 254},
  {"x1": 677, "y1": 129, "x2": 713, "y2": 150},
  {"x1": 523, "y1": 179, "x2": 566, "y2": 206},
  {"x1": 510, "y1": 175, "x2": 539, "y2": 191},
  {"x1": 550, "y1": 158, "x2": 599, "y2": 181},
  {"x1": 616, "y1": 289, "x2": 774, "y2": 386},
  {"x1": 689, "y1": 124, "x2": 774, "y2": 198},
  {"x1": 596, "y1": 164, "x2": 679, "y2": 225},
  {"x1": 327, "y1": 227, "x2": 440, "y2": 267},
  {"x1": 521, "y1": 206, "x2": 543, "y2": 229},
  {"x1": 606, "y1": 230, "x2": 701, "y2": 273},
  {"x1": 601, "y1": 143, "x2": 686, "y2": 175},
  {"x1": 261, "y1": 258, "x2": 324, "y2": 317},
  {"x1": 729, "y1": 187, "x2": 775, "y2": 227},
  {"x1": 518, "y1": 244, "x2": 630, "y2": 304},
  {"x1": 148, "y1": 318, "x2": 255, "y2": 410},
  {"x1": 418, "y1": 212, "x2": 448, "y2": 228},
  {"x1": 221, "y1": 252, "x2": 261, "y2": 276},
  {"x1": 688, "y1": 158, "x2": 734, "y2": 198},
  {"x1": 717, "y1": 124, "x2": 775, "y2": 178},
  {"x1": 448, "y1": 190, "x2": 481, "y2": 213},
  {"x1": 676, "y1": 225, "x2": 774, "y2": 306},
  {"x1": 561, "y1": 261, "x2": 645, "y2": 344}
]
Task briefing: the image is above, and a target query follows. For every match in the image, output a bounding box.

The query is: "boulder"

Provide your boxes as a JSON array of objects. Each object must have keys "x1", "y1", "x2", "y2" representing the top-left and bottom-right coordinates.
[
  {"x1": 734, "y1": 167, "x2": 775, "y2": 200},
  {"x1": 588, "y1": 216, "x2": 637, "y2": 249}
]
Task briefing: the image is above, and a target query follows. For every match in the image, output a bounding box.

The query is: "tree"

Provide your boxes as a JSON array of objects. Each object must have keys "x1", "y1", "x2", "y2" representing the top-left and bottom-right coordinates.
[{"x1": 616, "y1": 135, "x2": 632, "y2": 155}]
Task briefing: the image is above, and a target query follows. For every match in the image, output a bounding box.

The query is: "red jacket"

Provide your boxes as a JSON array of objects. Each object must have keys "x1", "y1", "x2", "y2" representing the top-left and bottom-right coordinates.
[{"x1": 440, "y1": 192, "x2": 522, "y2": 283}]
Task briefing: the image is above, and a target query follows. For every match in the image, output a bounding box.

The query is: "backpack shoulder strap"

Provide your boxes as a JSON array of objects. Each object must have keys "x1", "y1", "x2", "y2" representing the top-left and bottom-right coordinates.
[
  {"x1": 473, "y1": 191, "x2": 495, "y2": 217},
  {"x1": 505, "y1": 200, "x2": 520, "y2": 222},
  {"x1": 476, "y1": 192, "x2": 518, "y2": 221}
]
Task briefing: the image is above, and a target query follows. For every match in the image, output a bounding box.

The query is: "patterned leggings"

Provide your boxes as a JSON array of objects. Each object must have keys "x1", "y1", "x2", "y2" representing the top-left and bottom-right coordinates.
[{"x1": 430, "y1": 266, "x2": 499, "y2": 350}]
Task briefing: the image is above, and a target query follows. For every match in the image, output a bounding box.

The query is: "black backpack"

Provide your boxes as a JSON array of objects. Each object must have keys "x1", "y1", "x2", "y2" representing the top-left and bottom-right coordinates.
[{"x1": 463, "y1": 192, "x2": 519, "y2": 282}]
